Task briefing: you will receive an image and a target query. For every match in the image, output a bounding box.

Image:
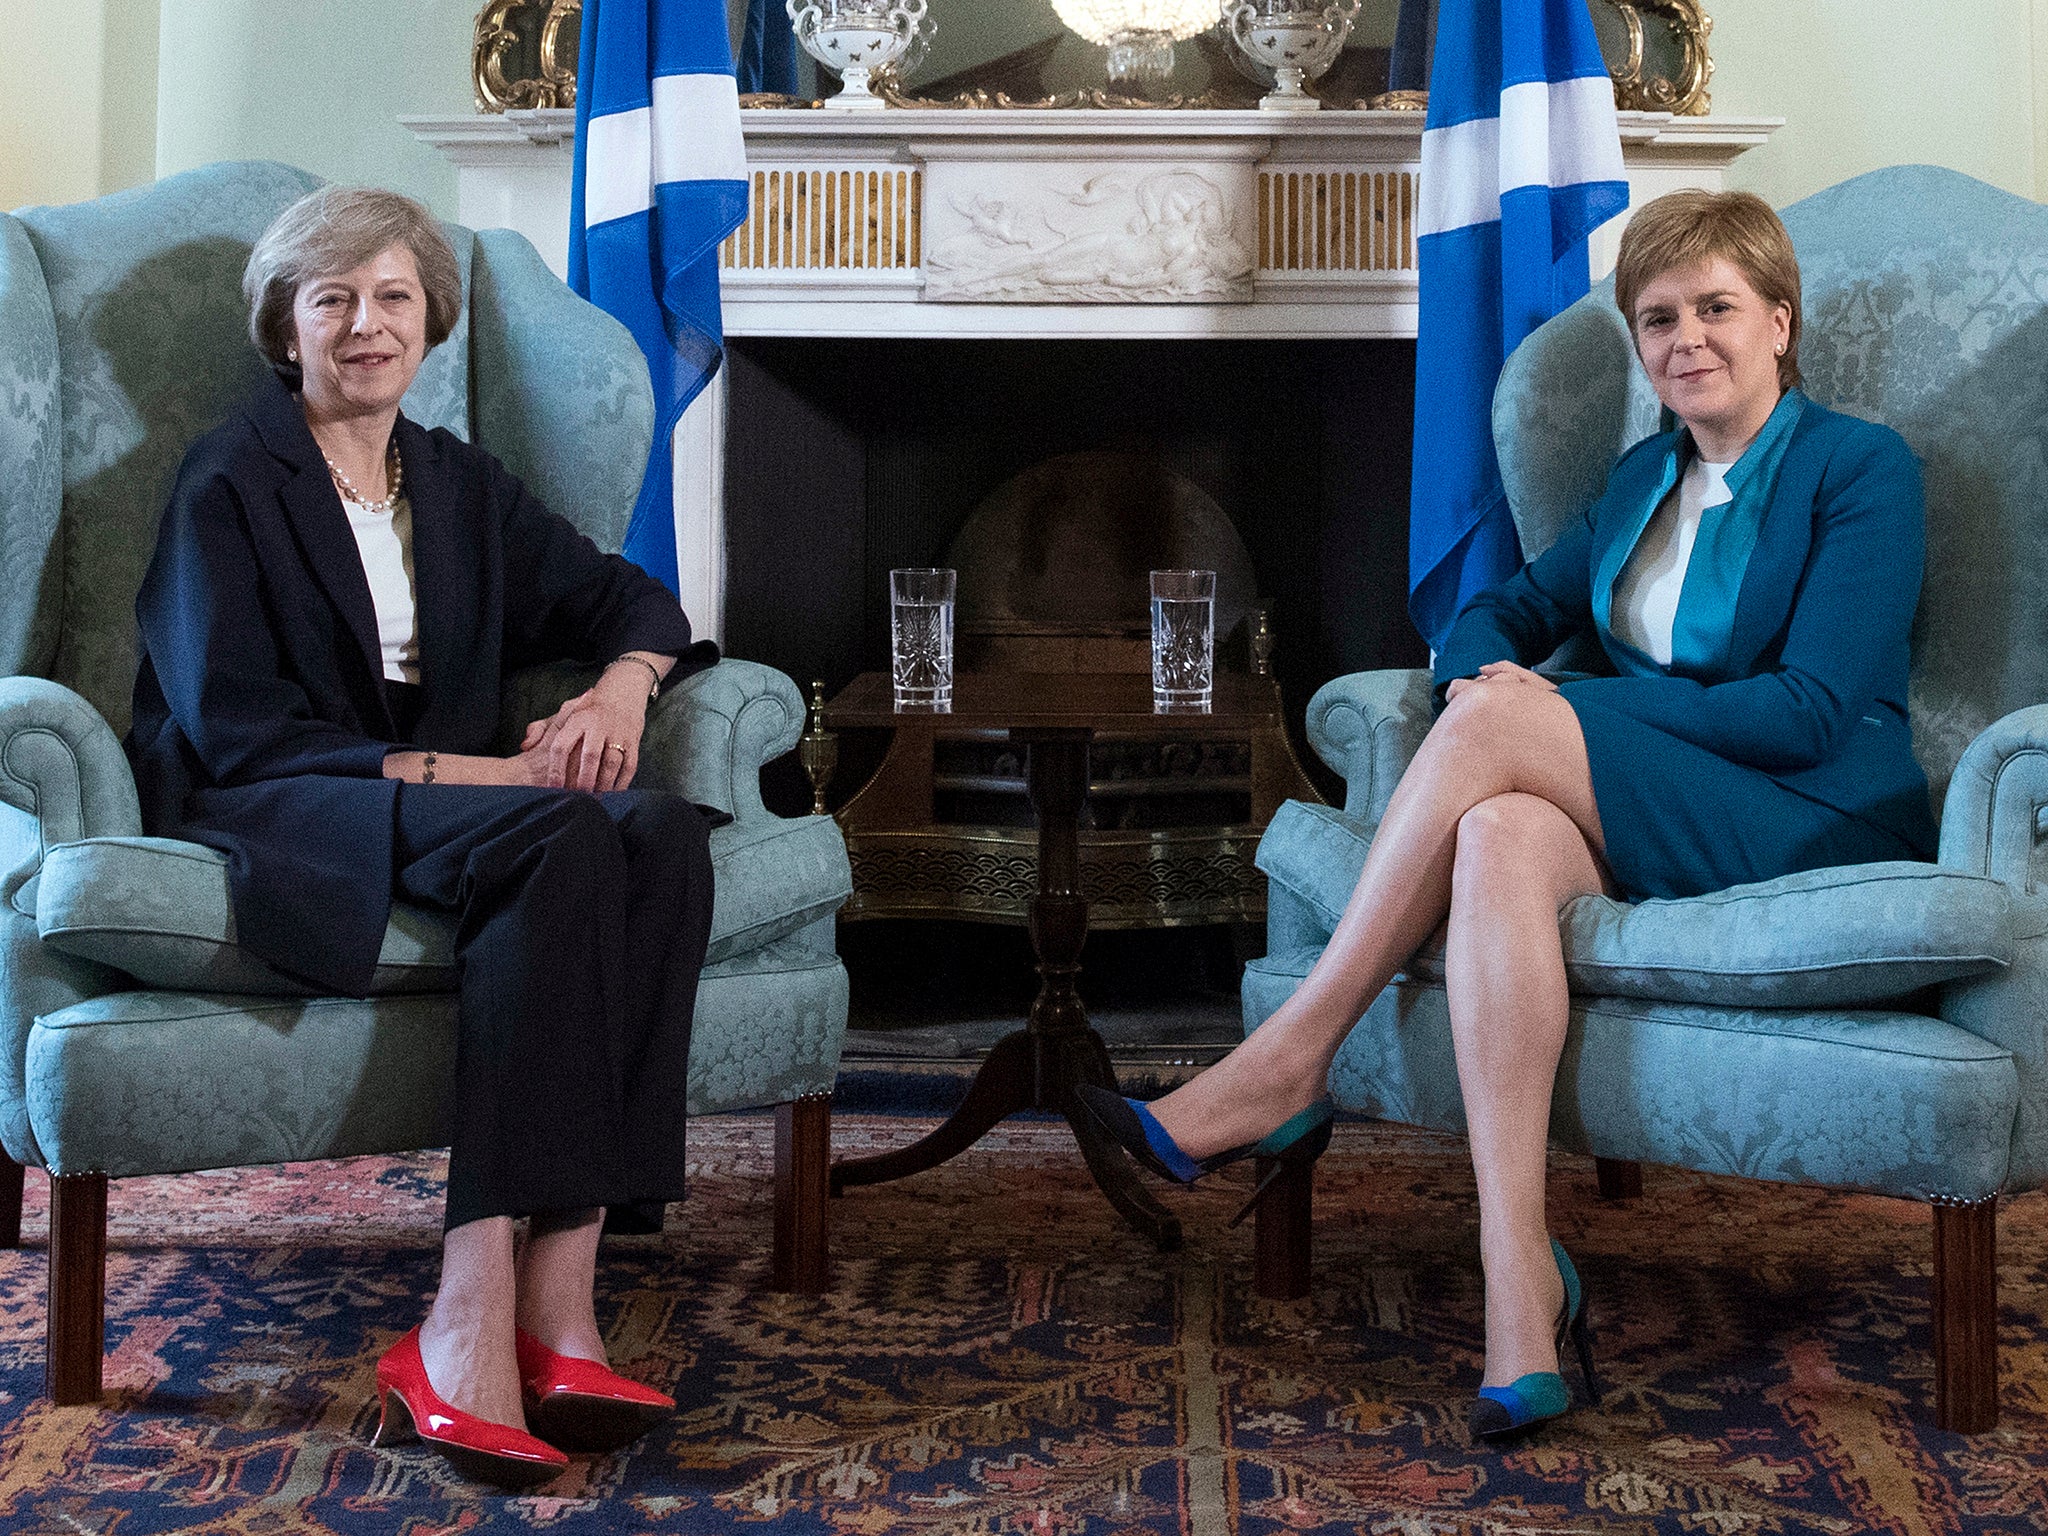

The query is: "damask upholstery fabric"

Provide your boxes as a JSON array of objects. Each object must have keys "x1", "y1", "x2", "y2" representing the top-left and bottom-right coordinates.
[
  {"x1": 1301, "y1": 667, "x2": 1435, "y2": 831},
  {"x1": 23, "y1": 935, "x2": 848, "y2": 1176},
  {"x1": 35, "y1": 837, "x2": 456, "y2": 996},
  {"x1": 1259, "y1": 799, "x2": 2012, "y2": 1008},
  {"x1": 35, "y1": 811, "x2": 852, "y2": 990},
  {"x1": 469, "y1": 229, "x2": 652, "y2": 551},
  {"x1": 0, "y1": 217, "x2": 63, "y2": 684},
  {"x1": 1244, "y1": 952, "x2": 2018, "y2": 1203}
]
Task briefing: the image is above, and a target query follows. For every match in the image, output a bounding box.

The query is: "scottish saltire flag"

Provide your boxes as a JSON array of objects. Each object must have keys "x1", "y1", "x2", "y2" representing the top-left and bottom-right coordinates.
[
  {"x1": 570, "y1": 0, "x2": 748, "y2": 595},
  {"x1": 1407, "y1": 0, "x2": 1628, "y2": 651}
]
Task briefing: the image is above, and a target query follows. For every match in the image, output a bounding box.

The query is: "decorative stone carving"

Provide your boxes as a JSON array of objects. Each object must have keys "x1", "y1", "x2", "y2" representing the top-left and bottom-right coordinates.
[{"x1": 923, "y1": 163, "x2": 1256, "y2": 303}]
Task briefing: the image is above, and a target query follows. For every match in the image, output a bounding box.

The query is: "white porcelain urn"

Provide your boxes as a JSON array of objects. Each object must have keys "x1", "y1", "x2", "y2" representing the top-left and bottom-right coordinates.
[
  {"x1": 785, "y1": 0, "x2": 932, "y2": 110},
  {"x1": 1224, "y1": 0, "x2": 1362, "y2": 112}
]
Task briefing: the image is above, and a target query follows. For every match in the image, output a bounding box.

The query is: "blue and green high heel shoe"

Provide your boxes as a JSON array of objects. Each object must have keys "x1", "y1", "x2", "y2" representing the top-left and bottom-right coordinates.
[
  {"x1": 1466, "y1": 1239, "x2": 1602, "y2": 1442},
  {"x1": 1075, "y1": 1083, "x2": 1335, "y2": 1226}
]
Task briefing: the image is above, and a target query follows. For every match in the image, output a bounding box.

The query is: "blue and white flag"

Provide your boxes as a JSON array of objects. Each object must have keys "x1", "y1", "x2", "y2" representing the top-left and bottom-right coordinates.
[
  {"x1": 1407, "y1": 0, "x2": 1628, "y2": 652},
  {"x1": 570, "y1": 0, "x2": 748, "y2": 596}
]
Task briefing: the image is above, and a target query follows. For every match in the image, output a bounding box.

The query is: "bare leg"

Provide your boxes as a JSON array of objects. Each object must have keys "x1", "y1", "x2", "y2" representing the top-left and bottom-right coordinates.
[
  {"x1": 516, "y1": 1208, "x2": 609, "y2": 1362},
  {"x1": 1446, "y1": 793, "x2": 1609, "y2": 1385},
  {"x1": 413, "y1": 1205, "x2": 615, "y2": 1429},
  {"x1": 1150, "y1": 682, "x2": 1606, "y2": 1157},
  {"x1": 417, "y1": 1216, "x2": 528, "y2": 1427}
]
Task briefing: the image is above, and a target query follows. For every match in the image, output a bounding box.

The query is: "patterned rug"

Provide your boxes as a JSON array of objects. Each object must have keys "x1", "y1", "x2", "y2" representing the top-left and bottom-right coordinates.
[{"x1": 2, "y1": 1116, "x2": 2044, "y2": 1535}]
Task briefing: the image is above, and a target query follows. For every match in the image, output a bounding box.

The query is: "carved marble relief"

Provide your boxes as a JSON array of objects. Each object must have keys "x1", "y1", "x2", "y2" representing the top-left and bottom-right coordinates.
[{"x1": 922, "y1": 163, "x2": 1256, "y2": 303}]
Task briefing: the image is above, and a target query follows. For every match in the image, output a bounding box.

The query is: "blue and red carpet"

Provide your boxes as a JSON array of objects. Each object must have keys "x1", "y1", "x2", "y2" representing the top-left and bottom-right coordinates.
[{"x1": 1, "y1": 1115, "x2": 2043, "y2": 1533}]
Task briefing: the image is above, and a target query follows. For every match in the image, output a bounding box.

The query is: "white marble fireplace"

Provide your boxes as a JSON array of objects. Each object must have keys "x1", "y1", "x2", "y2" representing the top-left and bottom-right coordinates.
[{"x1": 407, "y1": 106, "x2": 1777, "y2": 642}]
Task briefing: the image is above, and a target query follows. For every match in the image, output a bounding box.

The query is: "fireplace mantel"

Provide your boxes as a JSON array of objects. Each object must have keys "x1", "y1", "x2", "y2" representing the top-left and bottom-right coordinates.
[
  {"x1": 406, "y1": 107, "x2": 1779, "y2": 340},
  {"x1": 404, "y1": 105, "x2": 1776, "y2": 643}
]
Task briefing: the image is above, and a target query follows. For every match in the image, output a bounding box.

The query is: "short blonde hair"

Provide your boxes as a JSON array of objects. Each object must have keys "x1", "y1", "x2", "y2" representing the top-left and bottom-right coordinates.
[
  {"x1": 243, "y1": 186, "x2": 462, "y2": 383},
  {"x1": 1614, "y1": 188, "x2": 1802, "y2": 390}
]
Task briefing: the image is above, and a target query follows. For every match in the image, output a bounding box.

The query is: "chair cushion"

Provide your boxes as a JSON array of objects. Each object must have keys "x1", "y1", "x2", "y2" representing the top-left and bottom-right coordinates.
[
  {"x1": 35, "y1": 813, "x2": 851, "y2": 996},
  {"x1": 25, "y1": 935, "x2": 848, "y2": 1176},
  {"x1": 1257, "y1": 799, "x2": 2014, "y2": 1009},
  {"x1": 1244, "y1": 950, "x2": 2019, "y2": 1202}
]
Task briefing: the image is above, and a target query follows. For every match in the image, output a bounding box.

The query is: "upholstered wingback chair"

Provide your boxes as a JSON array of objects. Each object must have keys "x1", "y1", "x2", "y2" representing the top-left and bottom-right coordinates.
[
  {"x1": 1247, "y1": 165, "x2": 2048, "y2": 1433},
  {"x1": 0, "y1": 161, "x2": 853, "y2": 1404}
]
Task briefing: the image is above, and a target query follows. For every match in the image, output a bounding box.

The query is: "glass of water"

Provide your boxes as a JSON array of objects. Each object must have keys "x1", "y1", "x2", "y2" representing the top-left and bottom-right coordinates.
[
  {"x1": 890, "y1": 567, "x2": 956, "y2": 711},
  {"x1": 1151, "y1": 569, "x2": 1215, "y2": 712}
]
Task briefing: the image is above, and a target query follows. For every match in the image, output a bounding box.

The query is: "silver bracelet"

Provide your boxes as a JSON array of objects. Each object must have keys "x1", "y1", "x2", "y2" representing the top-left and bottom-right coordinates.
[{"x1": 609, "y1": 654, "x2": 663, "y2": 700}]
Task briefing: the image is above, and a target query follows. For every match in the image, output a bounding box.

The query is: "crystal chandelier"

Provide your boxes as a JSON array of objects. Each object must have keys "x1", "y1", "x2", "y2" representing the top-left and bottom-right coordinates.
[{"x1": 1050, "y1": 0, "x2": 1220, "y2": 89}]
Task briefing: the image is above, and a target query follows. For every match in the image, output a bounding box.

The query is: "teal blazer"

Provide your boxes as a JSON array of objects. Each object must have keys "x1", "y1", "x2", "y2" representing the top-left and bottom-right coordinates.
[{"x1": 1434, "y1": 391, "x2": 1937, "y2": 860}]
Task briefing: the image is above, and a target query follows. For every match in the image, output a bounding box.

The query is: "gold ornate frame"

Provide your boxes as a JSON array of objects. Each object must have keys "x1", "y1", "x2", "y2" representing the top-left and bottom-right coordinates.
[
  {"x1": 472, "y1": 0, "x2": 1713, "y2": 115},
  {"x1": 1604, "y1": 0, "x2": 1713, "y2": 116},
  {"x1": 474, "y1": 0, "x2": 582, "y2": 112}
]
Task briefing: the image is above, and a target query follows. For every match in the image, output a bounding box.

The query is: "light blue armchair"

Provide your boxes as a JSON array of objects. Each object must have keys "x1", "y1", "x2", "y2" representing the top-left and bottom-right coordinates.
[
  {"x1": 0, "y1": 162, "x2": 852, "y2": 1404},
  {"x1": 1247, "y1": 165, "x2": 2048, "y2": 1433}
]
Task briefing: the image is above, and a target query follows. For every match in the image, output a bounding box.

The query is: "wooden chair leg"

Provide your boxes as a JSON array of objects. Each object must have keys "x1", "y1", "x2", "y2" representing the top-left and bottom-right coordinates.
[
  {"x1": 1932, "y1": 1197, "x2": 1998, "y2": 1433},
  {"x1": 1594, "y1": 1158, "x2": 1643, "y2": 1200},
  {"x1": 0, "y1": 1151, "x2": 24, "y2": 1248},
  {"x1": 48, "y1": 1171, "x2": 107, "y2": 1405},
  {"x1": 1253, "y1": 1153, "x2": 1314, "y2": 1301},
  {"x1": 773, "y1": 1094, "x2": 831, "y2": 1294}
]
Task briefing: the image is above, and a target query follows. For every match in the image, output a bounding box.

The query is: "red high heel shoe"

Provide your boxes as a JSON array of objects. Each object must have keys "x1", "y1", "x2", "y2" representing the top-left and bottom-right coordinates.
[
  {"x1": 371, "y1": 1327, "x2": 569, "y2": 1488},
  {"x1": 515, "y1": 1330, "x2": 675, "y2": 1453}
]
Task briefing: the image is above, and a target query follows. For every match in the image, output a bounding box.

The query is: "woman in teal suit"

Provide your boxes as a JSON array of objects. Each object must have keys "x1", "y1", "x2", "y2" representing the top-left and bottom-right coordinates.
[{"x1": 1084, "y1": 189, "x2": 1933, "y2": 1438}]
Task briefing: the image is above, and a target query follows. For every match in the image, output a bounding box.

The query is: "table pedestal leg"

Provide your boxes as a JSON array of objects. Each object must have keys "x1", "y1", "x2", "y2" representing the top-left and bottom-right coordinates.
[{"x1": 830, "y1": 728, "x2": 1182, "y2": 1253}]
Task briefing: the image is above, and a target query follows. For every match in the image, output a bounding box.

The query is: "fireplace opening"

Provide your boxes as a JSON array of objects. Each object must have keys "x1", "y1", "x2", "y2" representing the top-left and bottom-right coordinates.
[{"x1": 722, "y1": 335, "x2": 1427, "y2": 1051}]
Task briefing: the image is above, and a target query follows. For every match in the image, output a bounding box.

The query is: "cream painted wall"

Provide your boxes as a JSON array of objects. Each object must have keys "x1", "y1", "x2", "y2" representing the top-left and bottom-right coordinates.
[
  {"x1": 1708, "y1": 0, "x2": 2046, "y2": 207},
  {"x1": 0, "y1": 2, "x2": 106, "y2": 210},
  {"x1": 1, "y1": 0, "x2": 160, "y2": 211},
  {"x1": 101, "y1": 0, "x2": 163, "y2": 193},
  {"x1": 155, "y1": 0, "x2": 477, "y2": 216}
]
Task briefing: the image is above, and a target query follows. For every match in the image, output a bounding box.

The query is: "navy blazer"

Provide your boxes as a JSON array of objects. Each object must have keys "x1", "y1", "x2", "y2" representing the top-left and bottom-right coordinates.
[
  {"x1": 1434, "y1": 393, "x2": 1937, "y2": 858},
  {"x1": 128, "y1": 375, "x2": 718, "y2": 994}
]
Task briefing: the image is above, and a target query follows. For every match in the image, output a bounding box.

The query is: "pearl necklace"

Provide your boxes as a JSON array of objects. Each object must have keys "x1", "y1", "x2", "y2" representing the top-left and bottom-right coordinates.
[{"x1": 325, "y1": 438, "x2": 404, "y2": 516}]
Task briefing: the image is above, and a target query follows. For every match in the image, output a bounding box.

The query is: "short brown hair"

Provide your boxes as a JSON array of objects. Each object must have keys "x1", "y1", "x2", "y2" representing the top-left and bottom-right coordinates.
[
  {"x1": 1614, "y1": 188, "x2": 1802, "y2": 390},
  {"x1": 243, "y1": 185, "x2": 463, "y2": 384}
]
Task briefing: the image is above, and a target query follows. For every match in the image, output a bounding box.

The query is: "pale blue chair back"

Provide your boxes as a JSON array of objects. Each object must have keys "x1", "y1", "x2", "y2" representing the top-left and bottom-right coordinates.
[{"x1": 1493, "y1": 165, "x2": 2048, "y2": 812}]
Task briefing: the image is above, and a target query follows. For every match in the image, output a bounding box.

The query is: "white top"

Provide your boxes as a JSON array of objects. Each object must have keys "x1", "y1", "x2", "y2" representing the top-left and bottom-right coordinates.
[
  {"x1": 1609, "y1": 456, "x2": 1734, "y2": 668},
  {"x1": 342, "y1": 493, "x2": 421, "y2": 684}
]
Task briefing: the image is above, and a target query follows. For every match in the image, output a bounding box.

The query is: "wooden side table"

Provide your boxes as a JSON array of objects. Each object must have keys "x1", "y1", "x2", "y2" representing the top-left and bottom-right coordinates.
[{"x1": 822, "y1": 672, "x2": 1302, "y2": 1250}]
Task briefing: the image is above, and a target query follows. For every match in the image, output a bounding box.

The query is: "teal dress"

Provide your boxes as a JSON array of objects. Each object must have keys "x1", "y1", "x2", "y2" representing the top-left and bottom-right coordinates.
[{"x1": 1434, "y1": 390, "x2": 1937, "y2": 900}]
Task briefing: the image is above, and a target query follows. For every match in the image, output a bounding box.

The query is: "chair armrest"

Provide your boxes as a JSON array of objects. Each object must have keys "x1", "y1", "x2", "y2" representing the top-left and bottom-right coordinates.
[
  {"x1": 1937, "y1": 703, "x2": 2048, "y2": 890},
  {"x1": 1935, "y1": 705, "x2": 2048, "y2": 1192},
  {"x1": 1942, "y1": 896, "x2": 2048, "y2": 1193},
  {"x1": 0, "y1": 677, "x2": 141, "y2": 1171},
  {"x1": 0, "y1": 677, "x2": 143, "y2": 854},
  {"x1": 1305, "y1": 668, "x2": 1434, "y2": 832},
  {"x1": 637, "y1": 660, "x2": 804, "y2": 823},
  {"x1": 498, "y1": 658, "x2": 802, "y2": 822}
]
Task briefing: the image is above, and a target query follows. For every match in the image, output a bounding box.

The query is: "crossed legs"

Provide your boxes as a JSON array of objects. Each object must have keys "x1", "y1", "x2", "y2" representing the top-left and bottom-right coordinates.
[{"x1": 1146, "y1": 677, "x2": 1611, "y2": 1383}]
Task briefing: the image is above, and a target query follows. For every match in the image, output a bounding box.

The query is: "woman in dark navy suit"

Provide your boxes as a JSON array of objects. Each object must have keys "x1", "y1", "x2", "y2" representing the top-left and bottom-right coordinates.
[
  {"x1": 1085, "y1": 190, "x2": 1934, "y2": 1439},
  {"x1": 128, "y1": 186, "x2": 721, "y2": 1485}
]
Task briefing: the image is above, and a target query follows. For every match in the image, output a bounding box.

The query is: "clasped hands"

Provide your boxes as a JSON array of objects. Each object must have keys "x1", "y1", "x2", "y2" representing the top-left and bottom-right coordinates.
[
  {"x1": 1442, "y1": 660, "x2": 1559, "y2": 704},
  {"x1": 514, "y1": 667, "x2": 650, "y2": 793}
]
